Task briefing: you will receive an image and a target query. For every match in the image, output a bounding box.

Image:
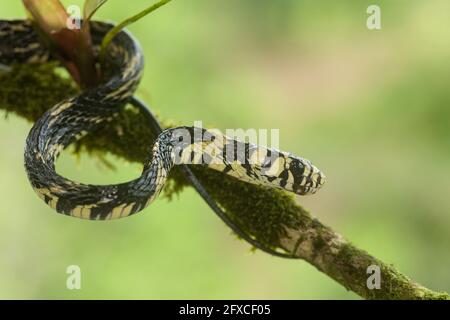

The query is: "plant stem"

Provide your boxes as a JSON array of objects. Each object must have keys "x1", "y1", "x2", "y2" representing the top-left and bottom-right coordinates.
[{"x1": 99, "y1": 0, "x2": 172, "y2": 65}]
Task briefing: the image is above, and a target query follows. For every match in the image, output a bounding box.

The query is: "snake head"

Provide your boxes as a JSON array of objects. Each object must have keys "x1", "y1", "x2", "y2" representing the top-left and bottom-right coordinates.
[{"x1": 253, "y1": 149, "x2": 326, "y2": 196}]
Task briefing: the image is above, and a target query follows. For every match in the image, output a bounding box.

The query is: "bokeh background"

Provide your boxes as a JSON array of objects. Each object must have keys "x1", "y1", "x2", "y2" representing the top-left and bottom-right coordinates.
[{"x1": 1, "y1": 0, "x2": 449, "y2": 299}]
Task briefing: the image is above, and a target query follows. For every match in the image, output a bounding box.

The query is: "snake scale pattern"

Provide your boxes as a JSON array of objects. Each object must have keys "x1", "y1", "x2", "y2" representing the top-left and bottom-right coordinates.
[{"x1": 0, "y1": 19, "x2": 325, "y2": 221}]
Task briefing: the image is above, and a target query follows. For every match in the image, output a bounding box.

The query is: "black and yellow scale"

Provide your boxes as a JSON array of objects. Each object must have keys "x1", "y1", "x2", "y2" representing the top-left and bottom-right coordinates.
[{"x1": 0, "y1": 20, "x2": 325, "y2": 221}]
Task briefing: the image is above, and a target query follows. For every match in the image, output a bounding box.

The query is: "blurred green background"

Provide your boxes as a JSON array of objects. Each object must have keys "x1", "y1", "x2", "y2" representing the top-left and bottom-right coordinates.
[{"x1": 1, "y1": 0, "x2": 449, "y2": 299}]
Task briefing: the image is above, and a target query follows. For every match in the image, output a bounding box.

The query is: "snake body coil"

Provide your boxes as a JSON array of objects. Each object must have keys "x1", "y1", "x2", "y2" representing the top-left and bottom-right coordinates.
[{"x1": 0, "y1": 20, "x2": 325, "y2": 221}]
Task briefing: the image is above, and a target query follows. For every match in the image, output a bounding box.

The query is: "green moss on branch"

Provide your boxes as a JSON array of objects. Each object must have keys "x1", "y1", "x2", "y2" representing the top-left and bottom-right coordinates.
[{"x1": 0, "y1": 63, "x2": 448, "y2": 300}]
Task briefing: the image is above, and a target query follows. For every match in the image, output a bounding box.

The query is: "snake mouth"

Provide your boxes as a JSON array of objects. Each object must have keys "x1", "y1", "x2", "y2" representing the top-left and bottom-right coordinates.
[
  {"x1": 295, "y1": 170, "x2": 326, "y2": 195},
  {"x1": 316, "y1": 171, "x2": 326, "y2": 187}
]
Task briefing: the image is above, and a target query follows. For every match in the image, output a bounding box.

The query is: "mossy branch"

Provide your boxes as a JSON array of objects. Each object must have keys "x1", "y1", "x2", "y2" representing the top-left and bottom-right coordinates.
[{"x1": 0, "y1": 63, "x2": 448, "y2": 300}]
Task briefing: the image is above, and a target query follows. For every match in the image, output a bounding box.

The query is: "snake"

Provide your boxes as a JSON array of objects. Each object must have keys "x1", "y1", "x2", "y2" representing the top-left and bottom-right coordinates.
[{"x1": 0, "y1": 19, "x2": 325, "y2": 223}]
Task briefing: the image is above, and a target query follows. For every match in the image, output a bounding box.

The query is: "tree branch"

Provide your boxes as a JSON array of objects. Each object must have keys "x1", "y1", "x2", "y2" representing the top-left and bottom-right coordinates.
[{"x1": 0, "y1": 63, "x2": 448, "y2": 300}]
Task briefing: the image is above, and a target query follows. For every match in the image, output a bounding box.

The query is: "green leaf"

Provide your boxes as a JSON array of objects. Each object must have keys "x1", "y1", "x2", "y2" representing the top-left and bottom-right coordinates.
[
  {"x1": 84, "y1": 0, "x2": 108, "y2": 21},
  {"x1": 99, "y1": 0, "x2": 172, "y2": 65}
]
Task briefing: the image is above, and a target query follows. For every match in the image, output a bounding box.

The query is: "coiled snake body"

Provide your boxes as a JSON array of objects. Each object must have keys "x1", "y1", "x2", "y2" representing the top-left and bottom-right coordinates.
[{"x1": 0, "y1": 20, "x2": 325, "y2": 221}]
